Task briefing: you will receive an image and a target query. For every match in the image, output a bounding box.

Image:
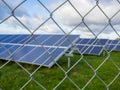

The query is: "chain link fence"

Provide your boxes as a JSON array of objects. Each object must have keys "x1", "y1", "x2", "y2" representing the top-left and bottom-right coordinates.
[{"x1": 0, "y1": 0, "x2": 120, "y2": 90}]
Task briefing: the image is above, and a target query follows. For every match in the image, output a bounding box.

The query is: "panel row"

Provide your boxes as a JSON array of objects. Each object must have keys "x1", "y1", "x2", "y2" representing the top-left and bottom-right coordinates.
[
  {"x1": 75, "y1": 38, "x2": 120, "y2": 55},
  {"x1": 76, "y1": 38, "x2": 108, "y2": 45},
  {"x1": 76, "y1": 45, "x2": 103, "y2": 55},
  {"x1": 0, "y1": 34, "x2": 80, "y2": 67},
  {"x1": 0, "y1": 34, "x2": 79, "y2": 47},
  {"x1": 76, "y1": 38, "x2": 120, "y2": 46},
  {"x1": 105, "y1": 45, "x2": 120, "y2": 51},
  {"x1": 107, "y1": 40, "x2": 120, "y2": 45},
  {"x1": 0, "y1": 44, "x2": 67, "y2": 67}
]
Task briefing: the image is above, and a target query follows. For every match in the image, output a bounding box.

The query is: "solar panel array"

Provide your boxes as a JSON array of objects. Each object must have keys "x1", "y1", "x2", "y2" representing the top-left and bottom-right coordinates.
[
  {"x1": 75, "y1": 38, "x2": 120, "y2": 55},
  {"x1": 106, "y1": 40, "x2": 120, "y2": 51},
  {"x1": 76, "y1": 45, "x2": 103, "y2": 55},
  {"x1": 0, "y1": 34, "x2": 79, "y2": 67},
  {"x1": 0, "y1": 34, "x2": 79, "y2": 47},
  {"x1": 0, "y1": 34, "x2": 120, "y2": 67}
]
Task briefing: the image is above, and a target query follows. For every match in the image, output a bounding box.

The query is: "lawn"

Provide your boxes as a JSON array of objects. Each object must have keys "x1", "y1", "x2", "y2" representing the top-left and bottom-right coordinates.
[{"x1": 0, "y1": 51, "x2": 120, "y2": 90}]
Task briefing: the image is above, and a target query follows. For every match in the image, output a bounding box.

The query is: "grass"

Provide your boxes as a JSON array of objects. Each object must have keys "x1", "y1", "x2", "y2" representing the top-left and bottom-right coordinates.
[{"x1": 0, "y1": 51, "x2": 120, "y2": 90}]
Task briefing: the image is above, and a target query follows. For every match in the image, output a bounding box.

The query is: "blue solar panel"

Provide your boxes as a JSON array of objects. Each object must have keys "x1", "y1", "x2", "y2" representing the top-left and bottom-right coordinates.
[
  {"x1": 115, "y1": 45, "x2": 120, "y2": 51},
  {"x1": 78, "y1": 38, "x2": 101, "y2": 45},
  {"x1": 0, "y1": 44, "x2": 20, "y2": 59},
  {"x1": 29, "y1": 35, "x2": 52, "y2": 44},
  {"x1": 95, "y1": 39, "x2": 108, "y2": 45},
  {"x1": 33, "y1": 47, "x2": 65, "y2": 66},
  {"x1": 9, "y1": 35, "x2": 29, "y2": 43},
  {"x1": 0, "y1": 34, "x2": 39, "y2": 44},
  {"x1": 0, "y1": 35, "x2": 11, "y2": 41},
  {"x1": 0, "y1": 47, "x2": 6, "y2": 53},
  {"x1": 76, "y1": 38, "x2": 82, "y2": 44},
  {"x1": 111, "y1": 40, "x2": 119, "y2": 44},
  {"x1": 106, "y1": 40, "x2": 120, "y2": 52},
  {"x1": 0, "y1": 34, "x2": 79, "y2": 47},
  {"x1": 0, "y1": 34, "x2": 79, "y2": 67},
  {"x1": 58, "y1": 35, "x2": 79, "y2": 47},
  {"x1": 107, "y1": 40, "x2": 119, "y2": 45},
  {"x1": 105, "y1": 45, "x2": 115, "y2": 51},
  {"x1": 107, "y1": 40, "x2": 112, "y2": 44},
  {"x1": 0, "y1": 35, "x2": 15, "y2": 43},
  {"x1": 77, "y1": 38, "x2": 92, "y2": 45},
  {"x1": 39, "y1": 35, "x2": 62, "y2": 45},
  {"x1": 76, "y1": 38, "x2": 108, "y2": 45},
  {"x1": 0, "y1": 44, "x2": 67, "y2": 67},
  {"x1": 89, "y1": 46, "x2": 103, "y2": 55},
  {"x1": 76, "y1": 45, "x2": 103, "y2": 55},
  {"x1": 106, "y1": 45, "x2": 120, "y2": 51},
  {"x1": 81, "y1": 46, "x2": 92, "y2": 54},
  {"x1": 76, "y1": 45, "x2": 87, "y2": 53},
  {"x1": 7, "y1": 35, "x2": 22, "y2": 43},
  {"x1": 87, "y1": 39, "x2": 95, "y2": 44},
  {"x1": 75, "y1": 38, "x2": 108, "y2": 55},
  {"x1": 29, "y1": 34, "x2": 79, "y2": 47}
]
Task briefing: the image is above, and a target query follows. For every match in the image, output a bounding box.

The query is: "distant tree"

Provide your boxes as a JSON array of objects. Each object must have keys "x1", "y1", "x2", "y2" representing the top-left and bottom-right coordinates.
[{"x1": 116, "y1": 38, "x2": 120, "y2": 40}]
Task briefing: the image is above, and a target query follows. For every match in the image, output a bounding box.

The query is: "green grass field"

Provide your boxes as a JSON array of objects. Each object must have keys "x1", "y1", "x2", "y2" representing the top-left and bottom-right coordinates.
[{"x1": 0, "y1": 51, "x2": 120, "y2": 90}]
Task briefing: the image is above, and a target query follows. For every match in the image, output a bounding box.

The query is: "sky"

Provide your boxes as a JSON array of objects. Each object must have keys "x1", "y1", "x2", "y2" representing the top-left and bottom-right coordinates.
[{"x1": 0, "y1": 0, "x2": 120, "y2": 39}]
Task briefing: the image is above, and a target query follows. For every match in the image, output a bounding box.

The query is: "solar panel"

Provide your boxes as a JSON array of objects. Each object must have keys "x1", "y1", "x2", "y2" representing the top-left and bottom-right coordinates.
[
  {"x1": 28, "y1": 34, "x2": 79, "y2": 47},
  {"x1": 0, "y1": 35, "x2": 16, "y2": 43},
  {"x1": 0, "y1": 34, "x2": 79, "y2": 67},
  {"x1": 105, "y1": 39, "x2": 120, "y2": 51},
  {"x1": 74, "y1": 38, "x2": 120, "y2": 55},
  {"x1": 76, "y1": 38, "x2": 108, "y2": 46},
  {"x1": 0, "y1": 44, "x2": 68, "y2": 67},
  {"x1": 95, "y1": 39, "x2": 108, "y2": 45},
  {"x1": 107, "y1": 40, "x2": 120, "y2": 45},
  {"x1": 115, "y1": 45, "x2": 120, "y2": 51},
  {"x1": 0, "y1": 44, "x2": 20, "y2": 59},
  {"x1": 0, "y1": 34, "x2": 11, "y2": 41},
  {"x1": 0, "y1": 34, "x2": 79, "y2": 47},
  {"x1": 111, "y1": 40, "x2": 119, "y2": 44},
  {"x1": 13, "y1": 45, "x2": 67, "y2": 67},
  {"x1": 76, "y1": 38, "x2": 95, "y2": 45},
  {"x1": 0, "y1": 46, "x2": 7, "y2": 55},
  {"x1": 75, "y1": 38, "x2": 107, "y2": 55},
  {"x1": 89, "y1": 46, "x2": 103, "y2": 55},
  {"x1": 76, "y1": 45, "x2": 103, "y2": 55},
  {"x1": 29, "y1": 35, "x2": 52, "y2": 44},
  {"x1": 75, "y1": 45, "x2": 87, "y2": 53},
  {"x1": 84, "y1": 46, "x2": 93, "y2": 54},
  {"x1": 0, "y1": 34, "x2": 39, "y2": 44},
  {"x1": 105, "y1": 45, "x2": 120, "y2": 51},
  {"x1": 9, "y1": 35, "x2": 30, "y2": 44},
  {"x1": 87, "y1": 39, "x2": 95, "y2": 44}
]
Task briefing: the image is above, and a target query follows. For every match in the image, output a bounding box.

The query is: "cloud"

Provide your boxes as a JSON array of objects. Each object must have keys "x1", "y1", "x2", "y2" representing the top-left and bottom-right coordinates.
[
  {"x1": 54, "y1": 0, "x2": 120, "y2": 26},
  {"x1": 0, "y1": 16, "x2": 30, "y2": 34},
  {"x1": 98, "y1": 32, "x2": 120, "y2": 39},
  {"x1": 0, "y1": 15, "x2": 43, "y2": 33},
  {"x1": 0, "y1": 0, "x2": 48, "y2": 31},
  {"x1": 32, "y1": 19, "x2": 64, "y2": 34},
  {"x1": 0, "y1": 0, "x2": 120, "y2": 39},
  {"x1": 50, "y1": 0, "x2": 120, "y2": 38},
  {"x1": 0, "y1": 0, "x2": 29, "y2": 22}
]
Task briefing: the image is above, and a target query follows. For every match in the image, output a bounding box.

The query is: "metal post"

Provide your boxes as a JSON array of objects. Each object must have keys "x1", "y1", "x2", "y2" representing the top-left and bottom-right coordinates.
[{"x1": 68, "y1": 57, "x2": 71, "y2": 68}]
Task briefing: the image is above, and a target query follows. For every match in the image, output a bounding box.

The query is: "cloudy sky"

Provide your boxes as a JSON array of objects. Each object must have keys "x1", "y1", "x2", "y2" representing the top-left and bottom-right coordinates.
[{"x1": 0, "y1": 0, "x2": 120, "y2": 39}]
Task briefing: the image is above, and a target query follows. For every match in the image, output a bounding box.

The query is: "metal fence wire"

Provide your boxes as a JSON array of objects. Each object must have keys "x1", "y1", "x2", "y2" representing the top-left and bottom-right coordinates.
[{"x1": 0, "y1": 0, "x2": 120, "y2": 90}]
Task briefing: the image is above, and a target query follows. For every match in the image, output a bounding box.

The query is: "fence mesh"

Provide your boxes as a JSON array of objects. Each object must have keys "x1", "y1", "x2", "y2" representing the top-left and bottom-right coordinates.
[{"x1": 0, "y1": 0, "x2": 120, "y2": 90}]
